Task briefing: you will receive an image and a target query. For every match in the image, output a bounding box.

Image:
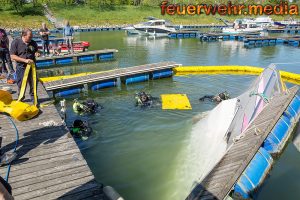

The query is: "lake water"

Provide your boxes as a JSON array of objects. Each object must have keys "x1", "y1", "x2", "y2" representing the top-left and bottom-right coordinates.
[{"x1": 43, "y1": 31, "x2": 300, "y2": 200}]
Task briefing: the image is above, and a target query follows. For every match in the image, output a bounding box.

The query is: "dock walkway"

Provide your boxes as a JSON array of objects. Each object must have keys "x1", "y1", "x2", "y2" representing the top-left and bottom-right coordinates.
[
  {"x1": 187, "y1": 86, "x2": 298, "y2": 200},
  {"x1": 0, "y1": 82, "x2": 103, "y2": 199},
  {"x1": 43, "y1": 61, "x2": 180, "y2": 91},
  {"x1": 36, "y1": 49, "x2": 118, "y2": 68}
]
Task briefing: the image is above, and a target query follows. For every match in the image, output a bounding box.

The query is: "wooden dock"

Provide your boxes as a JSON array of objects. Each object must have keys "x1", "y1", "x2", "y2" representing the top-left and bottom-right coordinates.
[
  {"x1": 186, "y1": 86, "x2": 298, "y2": 200},
  {"x1": 0, "y1": 82, "x2": 103, "y2": 199},
  {"x1": 36, "y1": 49, "x2": 118, "y2": 68},
  {"x1": 43, "y1": 61, "x2": 181, "y2": 91}
]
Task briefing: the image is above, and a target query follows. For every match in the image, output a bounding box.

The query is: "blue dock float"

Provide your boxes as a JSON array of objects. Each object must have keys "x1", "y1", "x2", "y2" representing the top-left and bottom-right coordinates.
[
  {"x1": 263, "y1": 95, "x2": 300, "y2": 155},
  {"x1": 55, "y1": 87, "x2": 83, "y2": 97},
  {"x1": 244, "y1": 36, "x2": 300, "y2": 48},
  {"x1": 151, "y1": 69, "x2": 173, "y2": 79},
  {"x1": 36, "y1": 49, "x2": 118, "y2": 68},
  {"x1": 233, "y1": 147, "x2": 273, "y2": 199},
  {"x1": 168, "y1": 32, "x2": 198, "y2": 39},
  {"x1": 91, "y1": 79, "x2": 117, "y2": 91},
  {"x1": 121, "y1": 73, "x2": 149, "y2": 85}
]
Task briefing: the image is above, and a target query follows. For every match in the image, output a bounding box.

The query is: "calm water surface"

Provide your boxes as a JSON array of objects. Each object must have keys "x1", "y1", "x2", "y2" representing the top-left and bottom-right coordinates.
[{"x1": 43, "y1": 31, "x2": 300, "y2": 200}]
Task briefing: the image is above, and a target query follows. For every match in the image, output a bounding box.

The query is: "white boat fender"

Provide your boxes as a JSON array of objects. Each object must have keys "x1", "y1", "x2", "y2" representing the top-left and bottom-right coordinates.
[{"x1": 103, "y1": 186, "x2": 124, "y2": 200}]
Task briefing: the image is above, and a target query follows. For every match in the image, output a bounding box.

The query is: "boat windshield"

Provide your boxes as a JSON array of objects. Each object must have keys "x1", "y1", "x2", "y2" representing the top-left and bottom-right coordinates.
[{"x1": 143, "y1": 22, "x2": 153, "y2": 26}]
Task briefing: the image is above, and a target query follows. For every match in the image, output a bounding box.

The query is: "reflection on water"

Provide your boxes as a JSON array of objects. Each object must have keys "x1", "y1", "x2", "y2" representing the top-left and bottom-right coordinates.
[{"x1": 50, "y1": 31, "x2": 300, "y2": 200}]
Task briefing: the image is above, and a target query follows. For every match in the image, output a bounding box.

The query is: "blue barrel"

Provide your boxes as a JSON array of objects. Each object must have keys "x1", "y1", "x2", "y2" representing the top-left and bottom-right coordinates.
[
  {"x1": 152, "y1": 69, "x2": 173, "y2": 79},
  {"x1": 233, "y1": 147, "x2": 273, "y2": 199},
  {"x1": 55, "y1": 88, "x2": 81, "y2": 97},
  {"x1": 169, "y1": 34, "x2": 177, "y2": 39},
  {"x1": 238, "y1": 36, "x2": 244, "y2": 41},
  {"x1": 77, "y1": 55, "x2": 95, "y2": 63},
  {"x1": 184, "y1": 33, "x2": 190, "y2": 38},
  {"x1": 36, "y1": 60, "x2": 55, "y2": 68},
  {"x1": 249, "y1": 40, "x2": 255, "y2": 45},
  {"x1": 223, "y1": 35, "x2": 229, "y2": 40},
  {"x1": 256, "y1": 40, "x2": 262, "y2": 44},
  {"x1": 98, "y1": 53, "x2": 114, "y2": 60},
  {"x1": 276, "y1": 39, "x2": 284, "y2": 44},
  {"x1": 123, "y1": 74, "x2": 149, "y2": 85},
  {"x1": 177, "y1": 34, "x2": 183, "y2": 38},
  {"x1": 262, "y1": 40, "x2": 269, "y2": 45},
  {"x1": 269, "y1": 40, "x2": 276, "y2": 44},
  {"x1": 286, "y1": 96, "x2": 300, "y2": 119},
  {"x1": 190, "y1": 33, "x2": 196, "y2": 38},
  {"x1": 55, "y1": 57, "x2": 73, "y2": 65},
  {"x1": 91, "y1": 79, "x2": 117, "y2": 90},
  {"x1": 292, "y1": 41, "x2": 300, "y2": 46},
  {"x1": 263, "y1": 115, "x2": 291, "y2": 154},
  {"x1": 229, "y1": 35, "x2": 235, "y2": 40}
]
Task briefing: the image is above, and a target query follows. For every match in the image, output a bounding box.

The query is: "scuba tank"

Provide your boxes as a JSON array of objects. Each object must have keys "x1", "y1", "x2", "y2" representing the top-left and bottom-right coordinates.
[
  {"x1": 73, "y1": 99, "x2": 101, "y2": 114},
  {"x1": 70, "y1": 119, "x2": 92, "y2": 140}
]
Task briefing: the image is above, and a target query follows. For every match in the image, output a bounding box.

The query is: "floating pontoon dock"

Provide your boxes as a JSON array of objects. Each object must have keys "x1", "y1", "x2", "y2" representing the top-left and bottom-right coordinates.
[
  {"x1": 244, "y1": 36, "x2": 300, "y2": 47},
  {"x1": 42, "y1": 61, "x2": 181, "y2": 96},
  {"x1": 36, "y1": 49, "x2": 118, "y2": 68},
  {"x1": 0, "y1": 82, "x2": 104, "y2": 199},
  {"x1": 186, "y1": 86, "x2": 299, "y2": 200}
]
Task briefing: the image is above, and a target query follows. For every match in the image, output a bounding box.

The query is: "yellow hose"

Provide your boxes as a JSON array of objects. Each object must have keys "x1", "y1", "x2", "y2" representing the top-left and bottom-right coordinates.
[{"x1": 174, "y1": 66, "x2": 300, "y2": 85}]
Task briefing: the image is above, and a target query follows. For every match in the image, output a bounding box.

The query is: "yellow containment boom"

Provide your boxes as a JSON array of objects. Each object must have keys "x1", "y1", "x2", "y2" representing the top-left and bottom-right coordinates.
[
  {"x1": 39, "y1": 72, "x2": 94, "y2": 83},
  {"x1": 0, "y1": 63, "x2": 39, "y2": 121},
  {"x1": 174, "y1": 66, "x2": 300, "y2": 85},
  {"x1": 161, "y1": 94, "x2": 192, "y2": 110}
]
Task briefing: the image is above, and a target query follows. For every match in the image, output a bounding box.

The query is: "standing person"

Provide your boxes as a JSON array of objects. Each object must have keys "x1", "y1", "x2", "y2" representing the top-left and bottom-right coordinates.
[
  {"x1": 63, "y1": 20, "x2": 74, "y2": 54},
  {"x1": 10, "y1": 28, "x2": 39, "y2": 102},
  {"x1": 0, "y1": 28, "x2": 15, "y2": 83},
  {"x1": 39, "y1": 22, "x2": 50, "y2": 56}
]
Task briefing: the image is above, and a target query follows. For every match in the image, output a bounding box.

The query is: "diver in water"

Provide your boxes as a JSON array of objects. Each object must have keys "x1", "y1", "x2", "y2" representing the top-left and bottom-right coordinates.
[
  {"x1": 199, "y1": 91, "x2": 230, "y2": 103},
  {"x1": 70, "y1": 119, "x2": 92, "y2": 140},
  {"x1": 135, "y1": 92, "x2": 160, "y2": 108},
  {"x1": 73, "y1": 99, "x2": 102, "y2": 114}
]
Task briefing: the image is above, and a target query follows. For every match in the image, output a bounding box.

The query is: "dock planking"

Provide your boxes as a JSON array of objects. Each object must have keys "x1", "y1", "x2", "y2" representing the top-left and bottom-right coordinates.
[
  {"x1": 35, "y1": 49, "x2": 118, "y2": 68},
  {"x1": 0, "y1": 81, "x2": 103, "y2": 200},
  {"x1": 43, "y1": 61, "x2": 181, "y2": 91},
  {"x1": 186, "y1": 86, "x2": 298, "y2": 200},
  {"x1": 36, "y1": 49, "x2": 118, "y2": 61}
]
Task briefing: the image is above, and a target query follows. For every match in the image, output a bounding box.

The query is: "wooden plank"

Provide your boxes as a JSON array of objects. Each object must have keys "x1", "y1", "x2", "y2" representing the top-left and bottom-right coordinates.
[
  {"x1": 13, "y1": 170, "x2": 93, "y2": 196},
  {"x1": 31, "y1": 180, "x2": 100, "y2": 200},
  {"x1": 14, "y1": 175, "x2": 95, "y2": 199},
  {"x1": 8, "y1": 160, "x2": 88, "y2": 184},
  {"x1": 0, "y1": 83, "x2": 103, "y2": 199},
  {"x1": 44, "y1": 61, "x2": 181, "y2": 90}
]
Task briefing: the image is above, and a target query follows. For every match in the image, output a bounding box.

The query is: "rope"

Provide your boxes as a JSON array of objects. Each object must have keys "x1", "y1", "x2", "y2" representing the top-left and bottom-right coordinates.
[
  {"x1": 254, "y1": 126, "x2": 262, "y2": 136},
  {"x1": 249, "y1": 91, "x2": 270, "y2": 103},
  {"x1": 4, "y1": 116, "x2": 19, "y2": 182}
]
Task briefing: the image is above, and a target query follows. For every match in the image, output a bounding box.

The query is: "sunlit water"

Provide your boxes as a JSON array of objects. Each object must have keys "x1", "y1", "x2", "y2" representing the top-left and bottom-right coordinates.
[{"x1": 40, "y1": 31, "x2": 300, "y2": 200}]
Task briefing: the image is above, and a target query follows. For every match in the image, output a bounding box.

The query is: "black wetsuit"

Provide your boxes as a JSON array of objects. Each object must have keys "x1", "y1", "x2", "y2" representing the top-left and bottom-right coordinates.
[{"x1": 199, "y1": 95, "x2": 215, "y2": 102}]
